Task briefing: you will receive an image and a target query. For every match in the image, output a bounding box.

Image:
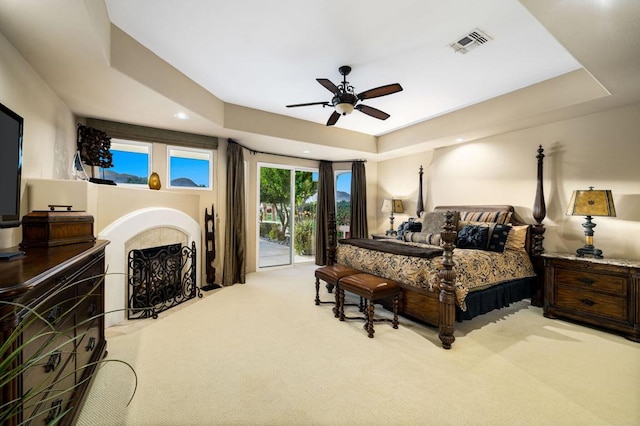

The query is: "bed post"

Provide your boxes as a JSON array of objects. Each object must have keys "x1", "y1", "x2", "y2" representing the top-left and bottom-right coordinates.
[
  {"x1": 532, "y1": 145, "x2": 546, "y2": 256},
  {"x1": 438, "y1": 211, "x2": 457, "y2": 349},
  {"x1": 416, "y1": 165, "x2": 425, "y2": 217},
  {"x1": 530, "y1": 145, "x2": 547, "y2": 307}
]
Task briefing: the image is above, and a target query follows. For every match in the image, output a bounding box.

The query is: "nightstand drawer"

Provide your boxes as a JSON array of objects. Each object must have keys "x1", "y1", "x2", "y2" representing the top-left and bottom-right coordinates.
[
  {"x1": 555, "y1": 286, "x2": 627, "y2": 321},
  {"x1": 556, "y1": 268, "x2": 626, "y2": 295}
]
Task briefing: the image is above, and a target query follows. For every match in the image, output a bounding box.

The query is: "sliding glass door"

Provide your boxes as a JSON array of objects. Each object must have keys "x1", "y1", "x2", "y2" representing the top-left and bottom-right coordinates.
[{"x1": 258, "y1": 164, "x2": 318, "y2": 268}]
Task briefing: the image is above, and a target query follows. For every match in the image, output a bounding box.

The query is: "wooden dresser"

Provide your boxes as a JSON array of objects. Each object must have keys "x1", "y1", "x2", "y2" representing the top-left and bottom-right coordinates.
[
  {"x1": 543, "y1": 253, "x2": 640, "y2": 342},
  {"x1": 0, "y1": 241, "x2": 109, "y2": 425}
]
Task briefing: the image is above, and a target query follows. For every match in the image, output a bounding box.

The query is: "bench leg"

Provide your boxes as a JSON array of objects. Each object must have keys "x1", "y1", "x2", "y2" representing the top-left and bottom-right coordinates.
[
  {"x1": 359, "y1": 297, "x2": 366, "y2": 313},
  {"x1": 367, "y1": 301, "x2": 375, "y2": 338},
  {"x1": 338, "y1": 289, "x2": 345, "y2": 321},
  {"x1": 392, "y1": 295, "x2": 399, "y2": 329},
  {"x1": 315, "y1": 277, "x2": 321, "y2": 306}
]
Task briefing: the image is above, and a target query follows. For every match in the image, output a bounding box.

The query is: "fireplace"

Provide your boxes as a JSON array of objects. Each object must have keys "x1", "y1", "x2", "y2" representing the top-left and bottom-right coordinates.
[
  {"x1": 128, "y1": 242, "x2": 200, "y2": 320},
  {"x1": 99, "y1": 207, "x2": 202, "y2": 327}
]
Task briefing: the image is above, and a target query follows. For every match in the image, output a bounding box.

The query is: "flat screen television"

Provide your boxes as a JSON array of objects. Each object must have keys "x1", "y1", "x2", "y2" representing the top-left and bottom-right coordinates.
[{"x1": 0, "y1": 102, "x2": 23, "y2": 229}]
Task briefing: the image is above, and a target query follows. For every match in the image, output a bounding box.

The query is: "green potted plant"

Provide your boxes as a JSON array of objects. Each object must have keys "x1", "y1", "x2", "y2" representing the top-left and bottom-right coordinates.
[{"x1": 0, "y1": 273, "x2": 136, "y2": 424}]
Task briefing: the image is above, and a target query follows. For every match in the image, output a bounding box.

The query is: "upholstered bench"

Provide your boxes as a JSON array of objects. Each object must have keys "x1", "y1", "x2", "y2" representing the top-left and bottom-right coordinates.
[
  {"x1": 337, "y1": 273, "x2": 401, "y2": 338},
  {"x1": 314, "y1": 264, "x2": 360, "y2": 306}
]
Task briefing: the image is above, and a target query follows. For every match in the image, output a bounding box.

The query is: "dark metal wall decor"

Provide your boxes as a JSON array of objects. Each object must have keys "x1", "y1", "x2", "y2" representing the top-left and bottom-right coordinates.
[
  {"x1": 76, "y1": 124, "x2": 113, "y2": 169},
  {"x1": 127, "y1": 241, "x2": 201, "y2": 320},
  {"x1": 202, "y1": 204, "x2": 220, "y2": 290}
]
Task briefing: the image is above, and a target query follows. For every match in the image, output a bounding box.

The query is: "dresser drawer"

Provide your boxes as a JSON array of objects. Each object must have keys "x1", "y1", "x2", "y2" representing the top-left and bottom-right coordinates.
[
  {"x1": 555, "y1": 268, "x2": 626, "y2": 295},
  {"x1": 75, "y1": 324, "x2": 101, "y2": 377},
  {"x1": 555, "y1": 285, "x2": 627, "y2": 321},
  {"x1": 21, "y1": 351, "x2": 76, "y2": 425},
  {"x1": 20, "y1": 283, "x2": 77, "y2": 398}
]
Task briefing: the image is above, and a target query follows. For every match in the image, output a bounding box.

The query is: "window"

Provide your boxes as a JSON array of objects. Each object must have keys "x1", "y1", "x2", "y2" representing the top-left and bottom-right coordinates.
[
  {"x1": 101, "y1": 139, "x2": 151, "y2": 185},
  {"x1": 335, "y1": 171, "x2": 352, "y2": 238},
  {"x1": 167, "y1": 146, "x2": 213, "y2": 189}
]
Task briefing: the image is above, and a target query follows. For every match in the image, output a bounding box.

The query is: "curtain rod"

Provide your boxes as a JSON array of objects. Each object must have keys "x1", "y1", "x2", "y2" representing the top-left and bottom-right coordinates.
[{"x1": 228, "y1": 139, "x2": 366, "y2": 163}]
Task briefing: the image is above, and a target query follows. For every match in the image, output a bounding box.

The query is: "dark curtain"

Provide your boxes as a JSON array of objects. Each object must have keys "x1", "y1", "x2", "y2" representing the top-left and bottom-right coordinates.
[
  {"x1": 349, "y1": 161, "x2": 369, "y2": 239},
  {"x1": 315, "y1": 161, "x2": 335, "y2": 265},
  {"x1": 222, "y1": 140, "x2": 246, "y2": 285}
]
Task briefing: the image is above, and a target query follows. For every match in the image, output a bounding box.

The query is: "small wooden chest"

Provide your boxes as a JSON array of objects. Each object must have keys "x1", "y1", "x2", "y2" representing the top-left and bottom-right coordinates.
[{"x1": 20, "y1": 210, "x2": 95, "y2": 249}]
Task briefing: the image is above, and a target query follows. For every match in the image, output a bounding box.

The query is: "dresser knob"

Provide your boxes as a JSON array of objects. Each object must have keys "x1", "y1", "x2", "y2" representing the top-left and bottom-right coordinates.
[
  {"x1": 45, "y1": 398, "x2": 63, "y2": 423},
  {"x1": 87, "y1": 303, "x2": 97, "y2": 317},
  {"x1": 45, "y1": 350, "x2": 62, "y2": 373},
  {"x1": 580, "y1": 298, "x2": 596, "y2": 307},
  {"x1": 46, "y1": 306, "x2": 62, "y2": 325},
  {"x1": 86, "y1": 336, "x2": 96, "y2": 352},
  {"x1": 578, "y1": 277, "x2": 595, "y2": 285}
]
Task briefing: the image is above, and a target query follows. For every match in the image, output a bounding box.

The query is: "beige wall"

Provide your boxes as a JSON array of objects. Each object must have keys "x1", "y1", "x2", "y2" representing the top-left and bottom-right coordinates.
[
  {"x1": 0, "y1": 31, "x2": 77, "y2": 248},
  {"x1": 376, "y1": 103, "x2": 640, "y2": 259},
  {"x1": 3, "y1": 25, "x2": 638, "y2": 271}
]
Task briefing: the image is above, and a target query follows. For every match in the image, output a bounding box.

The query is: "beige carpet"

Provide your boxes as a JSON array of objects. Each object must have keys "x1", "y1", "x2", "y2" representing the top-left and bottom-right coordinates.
[{"x1": 77, "y1": 264, "x2": 640, "y2": 425}]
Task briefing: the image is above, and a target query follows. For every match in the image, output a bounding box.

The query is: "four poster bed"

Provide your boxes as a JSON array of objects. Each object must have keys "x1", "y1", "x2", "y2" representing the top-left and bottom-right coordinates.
[{"x1": 326, "y1": 146, "x2": 547, "y2": 349}]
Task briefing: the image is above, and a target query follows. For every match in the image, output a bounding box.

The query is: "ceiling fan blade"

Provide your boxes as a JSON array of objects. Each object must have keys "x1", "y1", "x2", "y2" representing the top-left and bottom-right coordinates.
[
  {"x1": 326, "y1": 111, "x2": 341, "y2": 126},
  {"x1": 356, "y1": 104, "x2": 390, "y2": 120},
  {"x1": 286, "y1": 101, "x2": 330, "y2": 108},
  {"x1": 317, "y1": 78, "x2": 339, "y2": 94},
  {"x1": 357, "y1": 83, "x2": 403, "y2": 100}
]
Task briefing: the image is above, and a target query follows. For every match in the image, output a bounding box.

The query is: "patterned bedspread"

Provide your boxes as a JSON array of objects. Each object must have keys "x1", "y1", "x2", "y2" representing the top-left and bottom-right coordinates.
[{"x1": 336, "y1": 240, "x2": 535, "y2": 311}]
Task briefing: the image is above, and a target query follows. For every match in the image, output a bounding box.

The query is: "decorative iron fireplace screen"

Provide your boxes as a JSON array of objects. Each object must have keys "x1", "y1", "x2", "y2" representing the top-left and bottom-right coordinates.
[{"x1": 127, "y1": 241, "x2": 201, "y2": 320}]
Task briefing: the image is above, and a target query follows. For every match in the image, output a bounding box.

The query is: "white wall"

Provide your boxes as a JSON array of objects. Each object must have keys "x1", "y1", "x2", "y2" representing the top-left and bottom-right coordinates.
[{"x1": 377, "y1": 103, "x2": 640, "y2": 260}]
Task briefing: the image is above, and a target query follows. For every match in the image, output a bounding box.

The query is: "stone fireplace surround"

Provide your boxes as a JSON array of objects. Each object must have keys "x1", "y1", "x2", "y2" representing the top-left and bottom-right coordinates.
[{"x1": 99, "y1": 207, "x2": 201, "y2": 327}]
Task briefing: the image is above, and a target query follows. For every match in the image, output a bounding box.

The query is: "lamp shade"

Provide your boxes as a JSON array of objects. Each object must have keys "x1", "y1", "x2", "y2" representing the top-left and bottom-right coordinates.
[
  {"x1": 566, "y1": 188, "x2": 616, "y2": 217},
  {"x1": 392, "y1": 199, "x2": 404, "y2": 214},
  {"x1": 335, "y1": 102, "x2": 354, "y2": 115},
  {"x1": 381, "y1": 199, "x2": 392, "y2": 213}
]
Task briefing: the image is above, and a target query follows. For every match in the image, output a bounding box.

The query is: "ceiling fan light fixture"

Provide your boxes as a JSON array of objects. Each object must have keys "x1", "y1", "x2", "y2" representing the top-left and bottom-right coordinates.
[{"x1": 335, "y1": 102, "x2": 354, "y2": 115}]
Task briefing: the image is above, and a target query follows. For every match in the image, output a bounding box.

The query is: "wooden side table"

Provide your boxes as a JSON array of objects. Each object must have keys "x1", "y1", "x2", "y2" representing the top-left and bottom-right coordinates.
[{"x1": 542, "y1": 253, "x2": 640, "y2": 342}]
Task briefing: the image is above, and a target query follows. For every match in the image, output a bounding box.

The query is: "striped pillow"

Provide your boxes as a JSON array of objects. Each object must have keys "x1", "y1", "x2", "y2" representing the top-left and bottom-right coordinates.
[
  {"x1": 403, "y1": 232, "x2": 442, "y2": 246},
  {"x1": 458, "y1": 210, "x2": 513, "y2": 225}
]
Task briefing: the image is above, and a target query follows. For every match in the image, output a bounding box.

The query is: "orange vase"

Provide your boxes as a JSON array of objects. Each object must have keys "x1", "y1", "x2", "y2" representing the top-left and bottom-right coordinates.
[{"x1": 148, "y1": 172, "x2": 161, "y2": 190}]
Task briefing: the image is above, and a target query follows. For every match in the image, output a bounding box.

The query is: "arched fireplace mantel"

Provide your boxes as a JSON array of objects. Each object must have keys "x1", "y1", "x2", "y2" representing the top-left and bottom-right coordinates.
[{"x1": 99, "y1": 207, "x2": 201, "y2": 327}]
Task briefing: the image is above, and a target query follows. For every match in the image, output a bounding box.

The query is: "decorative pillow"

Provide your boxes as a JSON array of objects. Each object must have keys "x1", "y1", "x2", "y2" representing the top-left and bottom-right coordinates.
[
  {"x1": 397, "y1": 220, "x2": 422, "y2": 240},
  {"x1": 487, "y1": 224, "x2": 512, "y2": 252},
  {"x1": 505, "y1": 225, "x2": 529, "y2": 251},
  {"x1": 403, "y1": 232, "x2": 442, "y2": 246},
  {"x1": 456, "y1": 225, "x2": 489, "y2": 250},
  {"x1": 421, "y1": 211, "x2": 459, "y2": 234},
  {"x1": 406, "y1": 221, "x2": 422, "y2": 232},
  {"x1": 458, "y1": 211, "x2": 513, "y2": 225},
  {"x1": 457, "y1": 220, "x2": 496, "y2": 235}
]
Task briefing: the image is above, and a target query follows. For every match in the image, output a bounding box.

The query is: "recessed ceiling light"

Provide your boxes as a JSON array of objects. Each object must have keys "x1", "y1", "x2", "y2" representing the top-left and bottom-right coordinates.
[
  {"x1": 455, "y1": 137, "x2": 464, "y2": 142},
  {"x1": 174, "y1": 112, "x2": 190, "y2": 120},
  {"x1": 303, "y1": 150, "x2": 311, "y2": 154}
]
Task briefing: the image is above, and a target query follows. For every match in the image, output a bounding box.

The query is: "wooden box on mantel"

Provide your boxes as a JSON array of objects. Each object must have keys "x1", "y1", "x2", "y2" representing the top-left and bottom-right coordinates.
[{"x1": 20, "y1": 210, "x2": 95, "y2": 249}]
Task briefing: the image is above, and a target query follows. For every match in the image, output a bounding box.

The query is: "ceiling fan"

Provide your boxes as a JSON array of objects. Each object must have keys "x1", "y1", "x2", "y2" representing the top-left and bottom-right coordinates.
[{"x1": 286, "y1": 65, "x2": 403, "y2": 126}]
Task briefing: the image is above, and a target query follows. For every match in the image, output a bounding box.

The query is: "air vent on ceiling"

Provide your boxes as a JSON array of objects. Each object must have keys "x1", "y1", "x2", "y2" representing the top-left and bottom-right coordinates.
[{"x1": 450, "y1": 28, "x2": 492, "y2": 54}]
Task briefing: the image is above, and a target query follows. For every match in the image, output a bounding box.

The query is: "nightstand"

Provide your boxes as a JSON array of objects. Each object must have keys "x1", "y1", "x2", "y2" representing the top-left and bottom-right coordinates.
[{"x1": 542, "y1": 253, "x2": 640, "y2": 342}]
